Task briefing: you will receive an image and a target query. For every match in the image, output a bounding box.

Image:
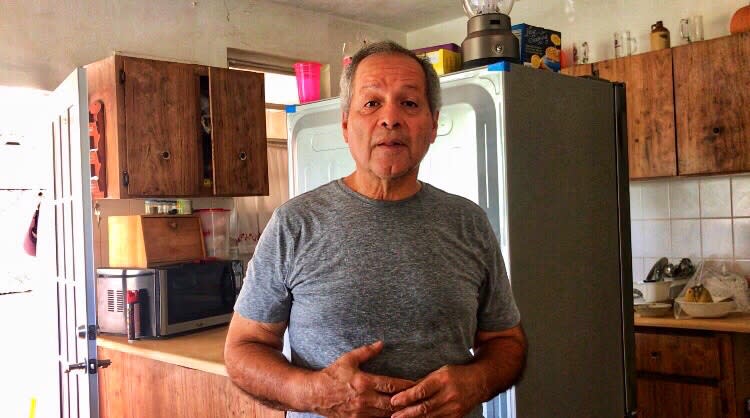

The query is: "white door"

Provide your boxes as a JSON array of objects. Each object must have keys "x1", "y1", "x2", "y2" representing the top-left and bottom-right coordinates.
[{"x1": 38, "y1": 67, "x2": 103, "y2": 418}]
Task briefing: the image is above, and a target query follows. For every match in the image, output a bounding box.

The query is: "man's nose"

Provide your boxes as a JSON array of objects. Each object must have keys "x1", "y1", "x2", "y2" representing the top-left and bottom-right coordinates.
[{"x1": 379, "y1": 102, "x2": 403, "y2": 129}]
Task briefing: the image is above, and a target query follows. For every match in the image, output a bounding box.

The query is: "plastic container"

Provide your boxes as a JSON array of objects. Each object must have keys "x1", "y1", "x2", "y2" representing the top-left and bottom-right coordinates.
[
  {"x1": 195, "y1": 208, "x2": 231, "y2": 259},
  {"x1": 294, "y1": 61, "x2": 322, "y2": 103}
]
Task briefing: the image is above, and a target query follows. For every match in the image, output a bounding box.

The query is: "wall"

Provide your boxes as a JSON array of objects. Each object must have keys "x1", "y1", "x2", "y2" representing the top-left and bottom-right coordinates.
[
  {"x1": 630, "y1": 174, "x2": 750, "y2": 282},
  {"x1": 407, "y1": 0, "x2": 746, "y2": 63},
  {"x1": 0, "y1": 0, "x2": 405, "y2": 94}
]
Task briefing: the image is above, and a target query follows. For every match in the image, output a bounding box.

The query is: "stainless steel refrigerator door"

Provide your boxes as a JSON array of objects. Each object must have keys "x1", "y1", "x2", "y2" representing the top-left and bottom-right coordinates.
[{"x1": 500, "y1": 65, "x2": 635, "y2": 418}]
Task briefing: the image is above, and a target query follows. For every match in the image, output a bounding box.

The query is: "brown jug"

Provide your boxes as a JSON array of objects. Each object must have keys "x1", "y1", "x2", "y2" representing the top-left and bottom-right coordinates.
[{"x1": 650, "y1": 21, "x2": 670, "y2": 51}]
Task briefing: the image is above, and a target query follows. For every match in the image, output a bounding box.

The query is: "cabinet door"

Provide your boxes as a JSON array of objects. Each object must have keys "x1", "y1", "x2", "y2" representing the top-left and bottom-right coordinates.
[
  {"x1": 674, "y1": 33, "x2": 750, "y2": 175},
  {"x1": 209, "y1": 68, "x2": 269, "y2": 196},
  {"x1": 123, "y1": 57, "x2": 201, "y2": 196},
  {"x1": 596, "y1": 50, "x2": 677, "y2": 179},
  {"x1": 636, "y1": 377, "x2": 721, "y2": 418},
  {"x1": 560, "y1": 63, "x2": 593, "y2": 77}
]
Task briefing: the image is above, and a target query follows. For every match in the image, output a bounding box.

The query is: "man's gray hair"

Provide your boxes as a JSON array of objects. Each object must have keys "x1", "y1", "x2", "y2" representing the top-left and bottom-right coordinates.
[{"x1": 339, "y1": 40, "x2": 442, "y2": 116}]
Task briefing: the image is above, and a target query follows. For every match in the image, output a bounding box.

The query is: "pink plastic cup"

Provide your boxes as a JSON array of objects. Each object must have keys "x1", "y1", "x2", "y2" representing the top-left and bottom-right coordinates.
[{"x1": 294, "y1": 61, "x2": 322, "y2": 103}]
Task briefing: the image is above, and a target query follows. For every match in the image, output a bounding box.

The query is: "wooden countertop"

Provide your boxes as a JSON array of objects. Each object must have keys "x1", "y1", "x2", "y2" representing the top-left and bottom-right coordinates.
[
  {"x1": 97, "y1": 326, "x2": 229, "y2": 376},
  {"x1": 635, "y1": 311, "x2": 750, "y2": 333}
]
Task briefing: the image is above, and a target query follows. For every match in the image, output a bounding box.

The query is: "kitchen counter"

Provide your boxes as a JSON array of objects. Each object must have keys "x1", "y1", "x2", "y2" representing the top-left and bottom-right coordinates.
[
  {"x1": 96, "y1": 325, "x2": 229, "y2": 376},
  {"x1": 635, "y1": 311, "x2": 750, "y2": 333}
]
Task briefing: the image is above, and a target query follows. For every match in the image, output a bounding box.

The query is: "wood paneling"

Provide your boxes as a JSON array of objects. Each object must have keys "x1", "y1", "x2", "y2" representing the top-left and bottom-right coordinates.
[
  {"x1": 122, "y1": 57, "x2": 202, "y2": 196},
  {"x1": 636, "y1": 377, "x2": 721, "y2": 418},
  {"x1": 674, "y1": 33, "x2": 750, "y2": 175},
  {"x1": 98, "y1": 347, "x2": 283, "y2": 418},
  {"x1": 209, "y1": 68, "x2": 269, "y2": 196},
  {"x1": 596, "y1": 49, "x2": 677, "y2": 179},
  {"x1": 635, "y1": 332, "x2": 720, "y2": 378},
  {"x1": 560, "y1": 64, "x2": 593, "y2": 77}
]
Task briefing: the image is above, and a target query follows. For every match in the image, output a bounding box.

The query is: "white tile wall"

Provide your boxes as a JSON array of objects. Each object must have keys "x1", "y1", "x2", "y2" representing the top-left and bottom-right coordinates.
[
  {"x1": 700, "y1": 177, "x2": 732, "y2": 218},
  {"x1": 631, "y1": 174, "x2": 750, "y2": 282}
]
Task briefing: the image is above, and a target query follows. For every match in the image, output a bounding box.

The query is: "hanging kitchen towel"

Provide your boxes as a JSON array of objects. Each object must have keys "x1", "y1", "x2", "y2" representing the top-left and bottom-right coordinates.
[{"x1": 22, "y1": 203, "x2": 39, "y2": 256}]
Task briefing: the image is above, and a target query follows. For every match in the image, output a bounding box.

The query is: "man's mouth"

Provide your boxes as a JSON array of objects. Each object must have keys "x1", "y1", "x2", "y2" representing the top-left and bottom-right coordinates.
[{"x1": 376, "y1": 140, "x2": 406, "y2": 148}]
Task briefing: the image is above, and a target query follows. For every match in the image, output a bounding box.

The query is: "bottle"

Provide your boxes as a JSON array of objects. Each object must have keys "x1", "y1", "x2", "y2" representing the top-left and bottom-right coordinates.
[{"x1": 650, "y1": 21, "x2": 670, "y2": 51}]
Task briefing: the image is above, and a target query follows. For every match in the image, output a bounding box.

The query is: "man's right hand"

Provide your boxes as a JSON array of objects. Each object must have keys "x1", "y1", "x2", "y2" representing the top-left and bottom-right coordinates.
[{"x1": 312, "y1": 341, "x2": 415, "y2": 417}]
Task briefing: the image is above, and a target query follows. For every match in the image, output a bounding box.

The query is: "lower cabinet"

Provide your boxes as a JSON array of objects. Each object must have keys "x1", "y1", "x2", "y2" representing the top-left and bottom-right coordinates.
[
  {"x1": 98, "y1": 347, "x2": 283, "y2": 418},
  {"x1": 634, "y1": 328, "x2": 750, "y2": 418}
]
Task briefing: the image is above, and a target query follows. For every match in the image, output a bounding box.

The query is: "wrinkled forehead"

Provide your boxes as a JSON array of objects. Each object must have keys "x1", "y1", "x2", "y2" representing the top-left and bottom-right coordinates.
[{"x1": 352, "y1": 53, "x2": 427, "y2": 93}]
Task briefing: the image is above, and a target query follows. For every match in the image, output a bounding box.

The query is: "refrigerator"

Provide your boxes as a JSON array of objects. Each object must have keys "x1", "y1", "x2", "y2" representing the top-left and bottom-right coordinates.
[{"x1": 285, "y1": 62, "x2": 635, "y2": 418}]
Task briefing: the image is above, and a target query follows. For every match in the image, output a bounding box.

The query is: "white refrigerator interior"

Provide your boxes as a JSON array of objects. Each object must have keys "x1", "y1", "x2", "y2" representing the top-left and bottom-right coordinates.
[{"x1": 286, "y1": 63, "x2": 635, "y2": 418}]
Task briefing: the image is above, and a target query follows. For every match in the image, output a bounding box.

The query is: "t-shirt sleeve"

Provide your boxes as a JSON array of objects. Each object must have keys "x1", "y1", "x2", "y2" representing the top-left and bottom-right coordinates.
[
  {"x1": 476, "y1": 217, "x2": 521, "y2": 331},
  {"x1": 234, "y1": 209, "x2": 293, "y2": 323}
]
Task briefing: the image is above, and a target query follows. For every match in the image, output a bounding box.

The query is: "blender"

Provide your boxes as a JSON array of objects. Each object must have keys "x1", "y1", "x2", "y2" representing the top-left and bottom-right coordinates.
[{"x1": 461, "y1": 0, "x2": 520, "y2": 69}]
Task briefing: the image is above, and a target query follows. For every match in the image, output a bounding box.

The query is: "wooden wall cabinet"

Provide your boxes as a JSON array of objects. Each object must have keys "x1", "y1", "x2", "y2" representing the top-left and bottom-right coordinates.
[
  {"x1": 596, "y1": 49, "x2": 678, "y2": 179},
  {"x1": 634, "y1": 329, "x2": 750, "y2": 418},
  {"x1": 86, "y1": 55, "x2": 268, "y2": 198},
  {"x1": 673, "y1": 32, "x2": 750, "y2": 175},
  {"x1": 563, "y1": 33, "x2": 750, "y2": 179}
]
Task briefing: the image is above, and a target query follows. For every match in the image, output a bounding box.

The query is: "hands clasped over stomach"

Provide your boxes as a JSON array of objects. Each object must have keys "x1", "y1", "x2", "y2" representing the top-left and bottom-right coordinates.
[{"x1": 314, "y1": 341, "x2": 478, "y2": 418}]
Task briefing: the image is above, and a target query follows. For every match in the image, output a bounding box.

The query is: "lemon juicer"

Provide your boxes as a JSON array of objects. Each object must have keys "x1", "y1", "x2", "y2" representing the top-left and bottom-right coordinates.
[{"x1": 461, "y1": 0, "x2": 520, "y2": 69}]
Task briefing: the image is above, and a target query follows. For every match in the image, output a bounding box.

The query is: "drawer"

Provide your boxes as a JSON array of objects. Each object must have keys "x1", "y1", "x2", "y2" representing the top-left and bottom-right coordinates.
[{"x1": 635, "y1": 332, "x2": 720, "y2": 378}]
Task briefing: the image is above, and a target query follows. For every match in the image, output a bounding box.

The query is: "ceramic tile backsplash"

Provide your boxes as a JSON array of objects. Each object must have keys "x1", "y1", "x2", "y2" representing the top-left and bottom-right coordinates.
[
  {"x1": 668, "y1": 179, "x2": 699, "y2": 218},
  {"x1": 641, "y1": 182, "x2": 669, "y2": 219},
  {"x1": 631, "y1": 174, "x2": 750, "y2": 282},
  {"x1": 700, "y1": 177, "x2": 732, "y2": 218},
  {"x1": 701, "y1": 219, "x2": 733, "y2": 259},
  {"x1": 732, "y1": 175, "x2": 750, "y2": 217},
  {"x1": 733, "y1": 218, "x2": 750, "y2": 259},
  {"x1": 670, "y1": 220, "x2": 701, "y2": 259}
]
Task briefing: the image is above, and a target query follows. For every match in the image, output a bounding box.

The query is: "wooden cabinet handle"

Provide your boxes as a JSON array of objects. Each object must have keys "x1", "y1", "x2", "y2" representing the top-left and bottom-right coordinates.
[
  {"x1": 238, "y1": 151, "x2": 247, "y2": 161},
  {"x1": 168, "y1": 221, "x2": 177, "y2": 229},
  {"x1": 711, "y1": 127, "x2": 721, "y2": 135},
  {"x1": 650, "y1": 351, "x2": 661, "y2": 359},
  {"x1": 161, "y1": 151, "x2": 171, "y2": 160}
]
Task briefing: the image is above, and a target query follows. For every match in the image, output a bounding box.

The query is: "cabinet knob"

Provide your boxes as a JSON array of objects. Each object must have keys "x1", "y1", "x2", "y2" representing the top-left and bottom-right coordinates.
[
  {"x1": 161, "y1": 151, "x2": 171, "y2": 160},
  {"x1": 238, "y1": 151, "x2": 247, "y2": 161},
  {"x1": 649, "y1": 351, "x2": 661, "y2": 359},
  {"x1": 168, "y1": 221, "x2": 177, "y2": 229},
  {"x1": 711, "y1": 127, "x2": 721, "y2": 135}
]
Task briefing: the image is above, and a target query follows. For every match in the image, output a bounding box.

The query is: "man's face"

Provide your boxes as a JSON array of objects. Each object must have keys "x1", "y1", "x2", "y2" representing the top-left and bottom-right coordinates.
[{"x1": 342, "y1": 53, "x2": 439, "y2": 182}]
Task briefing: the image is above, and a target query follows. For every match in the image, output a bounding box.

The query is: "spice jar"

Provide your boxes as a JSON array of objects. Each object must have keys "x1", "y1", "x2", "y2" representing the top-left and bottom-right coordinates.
[{"x1": 650, "y1": 21, "x2": 670, "y2": 51}]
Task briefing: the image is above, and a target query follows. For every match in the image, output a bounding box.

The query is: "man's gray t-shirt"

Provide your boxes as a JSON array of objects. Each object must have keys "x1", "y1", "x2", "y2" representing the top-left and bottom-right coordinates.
[{"x1": 235, "y1": 179, "x2": 520, "y2": 418}]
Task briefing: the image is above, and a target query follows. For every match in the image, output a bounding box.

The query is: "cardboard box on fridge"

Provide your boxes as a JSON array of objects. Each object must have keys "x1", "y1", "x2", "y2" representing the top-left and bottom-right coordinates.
[
  {"x1": 511, "y1": 24, "x2": 562, "y2": 72},
  {"x1": 412, "y1": 43, "x2": 462, "y2": 75}
]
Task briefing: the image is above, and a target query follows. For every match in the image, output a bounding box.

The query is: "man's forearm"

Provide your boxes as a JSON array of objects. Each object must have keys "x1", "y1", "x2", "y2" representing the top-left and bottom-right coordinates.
[
  {"x1": 468, "y1": 333, "x2": 527, "y2": 402},
  {"x1": 225, "y1": 341, "x2": 318, "y2": 412}
]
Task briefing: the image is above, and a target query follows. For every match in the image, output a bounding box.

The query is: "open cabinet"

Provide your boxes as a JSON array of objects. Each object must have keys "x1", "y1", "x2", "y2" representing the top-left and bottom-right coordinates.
[{"x1": 86, "y1": 55, "x2": 268, "y2": 198}]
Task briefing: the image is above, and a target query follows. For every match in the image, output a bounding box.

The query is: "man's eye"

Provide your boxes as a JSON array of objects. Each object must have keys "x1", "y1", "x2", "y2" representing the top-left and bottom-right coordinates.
[
  {"x1": 403, "y1": 101, "x2": 418, "y2": 108},
  {"x1": 364, "y1": 100, "x2": 379, "y2": 108}
]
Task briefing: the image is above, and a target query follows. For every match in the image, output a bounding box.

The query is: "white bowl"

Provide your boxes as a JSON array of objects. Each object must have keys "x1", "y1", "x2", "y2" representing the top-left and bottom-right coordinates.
[
  {"x1": 634, "y1": 302, "x2": 672, "y2": 317},
  {"x1": 633, "y1": 281, "x2": 672, "y2": 302},
  {"x1": 675, "y1": 297, "x2": 736, "y2": 318}
]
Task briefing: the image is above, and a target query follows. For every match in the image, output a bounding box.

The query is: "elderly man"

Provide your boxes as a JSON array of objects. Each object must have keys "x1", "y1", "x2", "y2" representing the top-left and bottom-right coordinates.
[{"x1": 225, "y1": 40, "x2": 526, "y2": 418}]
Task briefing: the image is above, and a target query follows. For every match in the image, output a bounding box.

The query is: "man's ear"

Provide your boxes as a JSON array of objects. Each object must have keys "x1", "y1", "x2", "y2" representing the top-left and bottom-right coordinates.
[
  {"x1": 430, "y1": 111, "x2": 440, "y2": 144},
  {"x1": 342, "y1": 112, "x2": 349, "y2": 143}
]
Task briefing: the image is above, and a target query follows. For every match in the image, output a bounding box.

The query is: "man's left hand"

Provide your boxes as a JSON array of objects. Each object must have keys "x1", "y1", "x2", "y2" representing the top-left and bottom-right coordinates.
[{"x1": 388, "y1": 364, "x2": 481, "y2": 418}]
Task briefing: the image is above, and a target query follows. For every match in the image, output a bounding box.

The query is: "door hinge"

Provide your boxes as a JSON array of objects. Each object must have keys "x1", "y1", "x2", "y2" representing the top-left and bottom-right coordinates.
[
  {"x1": 119, "y1": 69, "x2": 126, "y2": 84},
  {"x1": 122, "y1": 171, "x2": 129, "y2": 187}
]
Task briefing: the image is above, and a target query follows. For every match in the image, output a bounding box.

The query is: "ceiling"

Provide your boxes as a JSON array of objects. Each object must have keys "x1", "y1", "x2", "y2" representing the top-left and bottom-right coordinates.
[{"x1": 266, "y1": 0, "x2": 467, "y2": 32}]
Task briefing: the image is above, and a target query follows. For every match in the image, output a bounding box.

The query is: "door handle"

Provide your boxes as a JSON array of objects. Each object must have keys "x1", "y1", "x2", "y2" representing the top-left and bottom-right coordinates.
[{"x1": 65, "y1": 358, "x2": 112, "y2": 374}]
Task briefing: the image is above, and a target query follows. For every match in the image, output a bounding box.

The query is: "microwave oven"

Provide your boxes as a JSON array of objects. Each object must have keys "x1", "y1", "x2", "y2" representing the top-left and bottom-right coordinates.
[{"x1": 96, "y1": 259, "x2": 243, "y2": 338}]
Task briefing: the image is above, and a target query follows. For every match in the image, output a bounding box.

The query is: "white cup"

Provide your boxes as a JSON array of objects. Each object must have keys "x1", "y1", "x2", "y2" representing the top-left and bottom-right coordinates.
[
  {"x1": 680, "y1": 15, "x2": 704, "y2": 43},
  {"x1": 614, "y1": 30, "x2": 638, "y2": 58}
]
